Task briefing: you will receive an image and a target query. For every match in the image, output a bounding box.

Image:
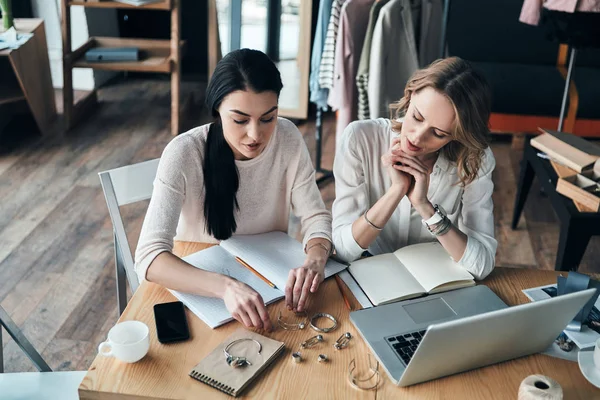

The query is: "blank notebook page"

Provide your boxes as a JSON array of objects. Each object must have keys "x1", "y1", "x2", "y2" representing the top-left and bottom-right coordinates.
[{"x1": 170, "y1": 246, "x2": 284, "y2": 328}]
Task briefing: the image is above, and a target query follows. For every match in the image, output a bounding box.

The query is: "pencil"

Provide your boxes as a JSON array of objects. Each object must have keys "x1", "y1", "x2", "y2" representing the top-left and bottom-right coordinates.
[
  {"x1": 235, "y1": 256, "x2": 276, "y2": 288},
  {"x1": 334, "y1": 274, "x2": 352, "y2": 311}
]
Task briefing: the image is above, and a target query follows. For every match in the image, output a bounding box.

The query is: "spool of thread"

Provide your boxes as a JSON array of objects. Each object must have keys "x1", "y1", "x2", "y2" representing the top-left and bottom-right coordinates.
[{"x1": 518, "y1": 374, "x2": 563, "y2": 400}]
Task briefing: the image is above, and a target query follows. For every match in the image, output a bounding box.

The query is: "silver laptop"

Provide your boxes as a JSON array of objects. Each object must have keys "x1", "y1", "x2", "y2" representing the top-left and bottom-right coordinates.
[{"x1": 350, "y1": 285, "x2": 595, "y2": 387}]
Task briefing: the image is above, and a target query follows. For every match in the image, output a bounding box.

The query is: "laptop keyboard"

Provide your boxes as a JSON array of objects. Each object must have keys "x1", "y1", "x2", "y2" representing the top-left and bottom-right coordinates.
[{"x1": 386, "y1": 329, "x2": 427, "y2": 366}]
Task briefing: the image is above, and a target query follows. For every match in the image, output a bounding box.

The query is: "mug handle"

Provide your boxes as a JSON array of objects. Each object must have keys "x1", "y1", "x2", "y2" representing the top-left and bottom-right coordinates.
[{"x1": 98, "y1": 341, "x2": 113, "y2": 357}]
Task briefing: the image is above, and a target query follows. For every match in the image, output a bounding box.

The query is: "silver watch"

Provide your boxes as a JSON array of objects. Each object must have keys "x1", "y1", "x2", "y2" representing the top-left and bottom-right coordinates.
[{"x1": 421, "y1": 204, "x2": 447, "y2": 231}]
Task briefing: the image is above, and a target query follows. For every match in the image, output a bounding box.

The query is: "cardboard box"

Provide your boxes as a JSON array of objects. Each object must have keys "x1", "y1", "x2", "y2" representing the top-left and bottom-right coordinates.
[
  {"x1": 531, "y1": 128, "x2": 600, "y2": 173},
  {"x1": 555, "y1": 160, "x2": 600, "y2": 212}
]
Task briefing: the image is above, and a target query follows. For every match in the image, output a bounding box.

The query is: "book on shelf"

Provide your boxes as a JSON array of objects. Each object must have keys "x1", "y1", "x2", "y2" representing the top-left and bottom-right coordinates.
[
  {"x1": 114, "y1": 0, "x2": 165, "y2": 6},
  {"x1": 170, "y1": 231, "x2": 347, "y2": 328},
  {"x1": 348, "y1": 242, "x2": 475, "y2": 306}
]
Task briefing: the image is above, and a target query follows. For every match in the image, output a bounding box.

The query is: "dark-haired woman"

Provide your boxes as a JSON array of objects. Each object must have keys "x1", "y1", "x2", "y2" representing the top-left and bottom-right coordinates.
[{"x1": 135, "y1": 49, "x2": 332, "y2": 331}]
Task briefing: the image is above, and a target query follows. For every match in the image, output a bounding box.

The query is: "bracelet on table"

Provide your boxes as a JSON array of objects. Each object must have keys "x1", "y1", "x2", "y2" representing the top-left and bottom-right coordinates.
[
  {"x1": 363, "y1": 210, "x2": 383, "y2": 231},
  {"x1": 310, "y1": 312, "x2": 338, "y2": 333},
  {"x1": 306, "y1": 242, "x2": 332, "y2": 256}
]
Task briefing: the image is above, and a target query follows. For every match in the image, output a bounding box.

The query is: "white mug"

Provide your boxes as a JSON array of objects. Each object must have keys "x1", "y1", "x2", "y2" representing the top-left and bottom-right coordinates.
[
  {"x1": 594, "y1": 337, "x2": 600, "y2": 370},
  {"x1": 98, "y1": 321, "x2": 150, "y2": 363}
]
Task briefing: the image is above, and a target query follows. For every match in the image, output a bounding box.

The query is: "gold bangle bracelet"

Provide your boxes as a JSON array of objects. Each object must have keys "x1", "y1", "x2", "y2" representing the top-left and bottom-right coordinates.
[{"x1": 306, "y1": 242, "x2": 331, "y2": 256}]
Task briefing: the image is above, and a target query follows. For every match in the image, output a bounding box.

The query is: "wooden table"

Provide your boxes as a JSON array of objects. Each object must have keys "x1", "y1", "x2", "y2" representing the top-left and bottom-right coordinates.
[{"x1": 79, "y1": 242, "x2": 598, "y2": 399}]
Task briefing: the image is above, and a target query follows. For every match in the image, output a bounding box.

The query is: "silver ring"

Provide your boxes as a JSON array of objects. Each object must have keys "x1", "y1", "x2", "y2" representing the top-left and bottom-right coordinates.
[
  {"x1": 318, "y1": 354, "x2": 328, "y2": 363},
  {"x1": 223, "y1": 338, "x2": 262, "y2": 368},
  {"x1": 278, "y1": 310, "x2": 308, "y2": 331},
  {"x1": 292, "y1": 352, "x2": 302, "y2": 363},
  {"x1": 310, "y1": 312, "x2": 338, "y2": 333}
]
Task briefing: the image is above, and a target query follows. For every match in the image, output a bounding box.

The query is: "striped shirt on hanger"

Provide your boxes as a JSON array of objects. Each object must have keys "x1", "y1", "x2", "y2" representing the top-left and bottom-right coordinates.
[
  {"x1": 319, "y1": 0, "x2": 347, "y2": 90},
  {"x1": 356, "y1": 0, "x2": 390, "y2": 120}
]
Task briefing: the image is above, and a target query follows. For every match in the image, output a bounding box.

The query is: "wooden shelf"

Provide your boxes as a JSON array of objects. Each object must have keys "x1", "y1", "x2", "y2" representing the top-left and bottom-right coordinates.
[
  {"x1": 70, "y1": 37, "x2": 184, "y2": 73},
  {"x1": 0, "y1": 81, "x2": 25, "y2": 105},
  {"x1": 62, "y1": 0, "x2": 187, "y2": 136},
  {"x1": 68, "y1": 1, "x2": 171, "y2": 10}
]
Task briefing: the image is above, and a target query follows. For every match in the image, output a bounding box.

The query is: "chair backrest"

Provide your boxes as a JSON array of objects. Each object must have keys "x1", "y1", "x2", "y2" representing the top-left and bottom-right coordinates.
[{"x1": 98, "y1": 159, "x2": 160, "y2": 294}]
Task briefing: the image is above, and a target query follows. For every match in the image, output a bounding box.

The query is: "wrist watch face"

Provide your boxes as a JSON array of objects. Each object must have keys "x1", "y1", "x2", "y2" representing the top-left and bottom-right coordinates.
[{"x1": 435, "y1": 204, "x2": 447, "y2": 218}]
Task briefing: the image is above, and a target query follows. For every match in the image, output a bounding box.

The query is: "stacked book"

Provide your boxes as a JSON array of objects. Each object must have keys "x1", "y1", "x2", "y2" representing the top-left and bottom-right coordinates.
[{"x1": 114, "y1": 0, "x2": 165, "y2": 6}]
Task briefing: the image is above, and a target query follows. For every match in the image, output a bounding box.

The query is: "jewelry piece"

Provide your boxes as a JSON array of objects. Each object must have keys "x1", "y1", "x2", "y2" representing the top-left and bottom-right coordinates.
[
  {"x1": 291, "y1": 352, "x2": 302, "y2": 363},
  {"x1": 423, "y1": 204, "x2": 452, "y2": 236},
  {"x1": 223, "y1": 338, "x2": 262, "y2": 368},
  {"x1": 334, "y1": 332, "x2": 353, "y2": 350},
  {"x1": 348, "y1": 354, "x2": 380, "y2": 390},
  {"x1": 300, "y1": 334, "x2": 324, "y2": 349},
  {"x1": 317, "y1": 354, "x2": 328, "y2": 363},
  {"x1": 363, "y1": 210, "x2": 383, "y2": 231},
  {"x1": 306, "y1": 242, "x2": 332, "y2": 256},
  {"x1": 277, "y1": 310, "x2": 308, "y2": 331},
  {"x1": 430, "y1": 216, "x2": 452, "y2": 236},
  {"x1": 310, "y1": 312, "x2": 338, "y2": 333}
]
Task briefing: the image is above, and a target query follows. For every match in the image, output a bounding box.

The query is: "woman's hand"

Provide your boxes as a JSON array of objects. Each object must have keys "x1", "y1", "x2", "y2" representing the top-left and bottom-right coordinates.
[
  {"x1": 382, "y1": 137, "x2": 412, "y2": 195},
  {"x1": 285, "y1": 244, "x2": 328, "y2": 313},
  {"x1": 222, "y1": 278, "x2": 273, "y2": 331},
  {"x1": 389, "y1": 148, "x2": 431, "y2": 209}
]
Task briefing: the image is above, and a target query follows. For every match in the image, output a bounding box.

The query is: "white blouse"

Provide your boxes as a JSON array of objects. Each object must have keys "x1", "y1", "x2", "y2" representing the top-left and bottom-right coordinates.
[{"x1": 332, "y1": 118, "x2": 496, "y2": 280}]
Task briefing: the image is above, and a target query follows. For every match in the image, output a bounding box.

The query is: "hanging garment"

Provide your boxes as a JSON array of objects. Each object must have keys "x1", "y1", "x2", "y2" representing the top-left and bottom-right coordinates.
[
  {"x1": 541, "y1": 8, "x2": 600, "y2": 48},
  {"x1": 328, "y1": 0, "x2": 375, "y2": 145},
  {"x1": 519, "y1": 0, "x2": 600, "y2": 26},
  {"x1": 319, "y1": 0, "x2": 347, "y2": 90},
  {"x1": 310, "y1": 0, "x2": 334, "y2": 110},
  {"x1": 368, "y1": 0, "x2": 420, "y2": 119},
  {"x1": 356, "y1": 0, "x2": 391, "y2": 120},
  {"x1": 419, "y1": 0, "x2": 444, "y2": 66}
]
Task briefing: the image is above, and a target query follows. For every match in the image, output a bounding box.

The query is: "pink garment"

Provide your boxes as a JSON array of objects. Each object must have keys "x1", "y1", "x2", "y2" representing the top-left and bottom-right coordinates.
[
  {"x1": 327, "y1": 0, "x2": 374, "y2": 150},
  {"x1": 520, "y1": 0, "x2": 600, "y2": 26}
]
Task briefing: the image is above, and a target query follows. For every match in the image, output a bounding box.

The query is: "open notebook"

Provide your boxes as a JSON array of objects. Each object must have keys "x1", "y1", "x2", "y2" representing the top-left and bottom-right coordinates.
[
  {"x1": 170, "y1": 231, "x2": 347, "y2": 328},
  {"x1": 189, "y1": 328, "x2": 285, "y2": 397},
  {"x1": 348, "y1": 242, "x2": 474, "y2": 306}
]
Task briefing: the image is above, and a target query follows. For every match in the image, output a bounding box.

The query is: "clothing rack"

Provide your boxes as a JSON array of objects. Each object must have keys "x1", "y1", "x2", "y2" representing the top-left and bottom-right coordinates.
[
  {"x1": 312, "y1": 0, "x2": 451, "y2": 186},
  {"x1": 315, "y1": 108, "x2": 334, "y2": 185}
]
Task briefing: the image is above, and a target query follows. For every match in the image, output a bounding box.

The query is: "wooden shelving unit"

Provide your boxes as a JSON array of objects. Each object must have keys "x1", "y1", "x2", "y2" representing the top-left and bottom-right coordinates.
[
  {"x1": 0, "y1": 80, "x2": 26, "y2": 106},
  {"x1": 69, "y1": 1, "x2": 171, "y2": 10},
  {"x1": 61, "y1": 0, "x2": 183, "y2": 135},
  {"x1": 1, "y1": 19, "x2": 57, "y2": 135}
]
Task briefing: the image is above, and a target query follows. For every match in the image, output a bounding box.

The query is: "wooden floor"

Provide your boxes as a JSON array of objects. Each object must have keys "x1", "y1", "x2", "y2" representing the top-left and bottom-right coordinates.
[{"x1": 1, "y1": 78, "x2": 599, "y2": 373}]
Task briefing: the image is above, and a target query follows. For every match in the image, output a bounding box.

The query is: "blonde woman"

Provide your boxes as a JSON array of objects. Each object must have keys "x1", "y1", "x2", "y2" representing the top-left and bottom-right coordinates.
[{"x1": 332, "y1": 57, "x2": 496, "y2": 280}]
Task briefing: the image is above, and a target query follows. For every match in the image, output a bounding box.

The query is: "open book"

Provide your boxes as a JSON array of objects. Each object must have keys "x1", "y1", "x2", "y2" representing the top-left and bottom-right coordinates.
[
  {"x1": 348, "y1": 242, "x2": 475, "y2": 306},
  {"x1": 170, "y1": 231, "x2": 347, "y2": 328}
]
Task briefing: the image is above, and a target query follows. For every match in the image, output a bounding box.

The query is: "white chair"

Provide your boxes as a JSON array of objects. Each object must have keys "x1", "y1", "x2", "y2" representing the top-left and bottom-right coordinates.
[
  {"x1": 98, "y1": 159, "x2": 160, "y2": 315},
  {"x1": 0, "y1": 305, "x2": 85, "y2": 399}
]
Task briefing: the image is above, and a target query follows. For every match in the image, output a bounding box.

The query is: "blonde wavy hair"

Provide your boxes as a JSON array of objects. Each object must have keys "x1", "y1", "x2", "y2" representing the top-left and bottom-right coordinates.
[{"x1": 390, "y1": 57, "x2": 492, "y2": 186}]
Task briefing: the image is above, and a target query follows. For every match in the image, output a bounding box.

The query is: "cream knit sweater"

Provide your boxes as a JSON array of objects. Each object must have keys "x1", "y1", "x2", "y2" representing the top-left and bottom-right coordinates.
[{"x1": 135, "y1": 117, "x2": 332, "y2": 281}]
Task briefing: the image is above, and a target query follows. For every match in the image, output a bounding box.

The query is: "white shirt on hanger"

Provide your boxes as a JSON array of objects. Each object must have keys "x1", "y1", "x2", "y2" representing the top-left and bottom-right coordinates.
[{"x1": 331, "y1": 118, "x2": 497, "y2": 280}]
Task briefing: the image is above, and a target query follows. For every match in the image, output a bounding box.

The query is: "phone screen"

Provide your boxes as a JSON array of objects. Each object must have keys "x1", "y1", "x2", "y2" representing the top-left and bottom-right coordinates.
[{"x1": 153, "y1": 301, "x2": 190, "y2": 344}]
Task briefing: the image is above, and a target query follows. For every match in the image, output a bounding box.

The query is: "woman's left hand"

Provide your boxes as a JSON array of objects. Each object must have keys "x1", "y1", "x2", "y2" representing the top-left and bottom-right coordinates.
[
  {"x1": 285, "y1": 254, "x2": 326, "y2": 313},
  {"x1": 390, "y1": 149, "x2": 431, "y2": 208}
]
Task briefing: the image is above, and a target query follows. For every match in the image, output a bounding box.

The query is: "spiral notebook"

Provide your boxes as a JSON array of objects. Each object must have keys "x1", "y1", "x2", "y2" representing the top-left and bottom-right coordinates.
[{"x1": 189, "y1": 328, "x2": 285, "y2": 397}]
